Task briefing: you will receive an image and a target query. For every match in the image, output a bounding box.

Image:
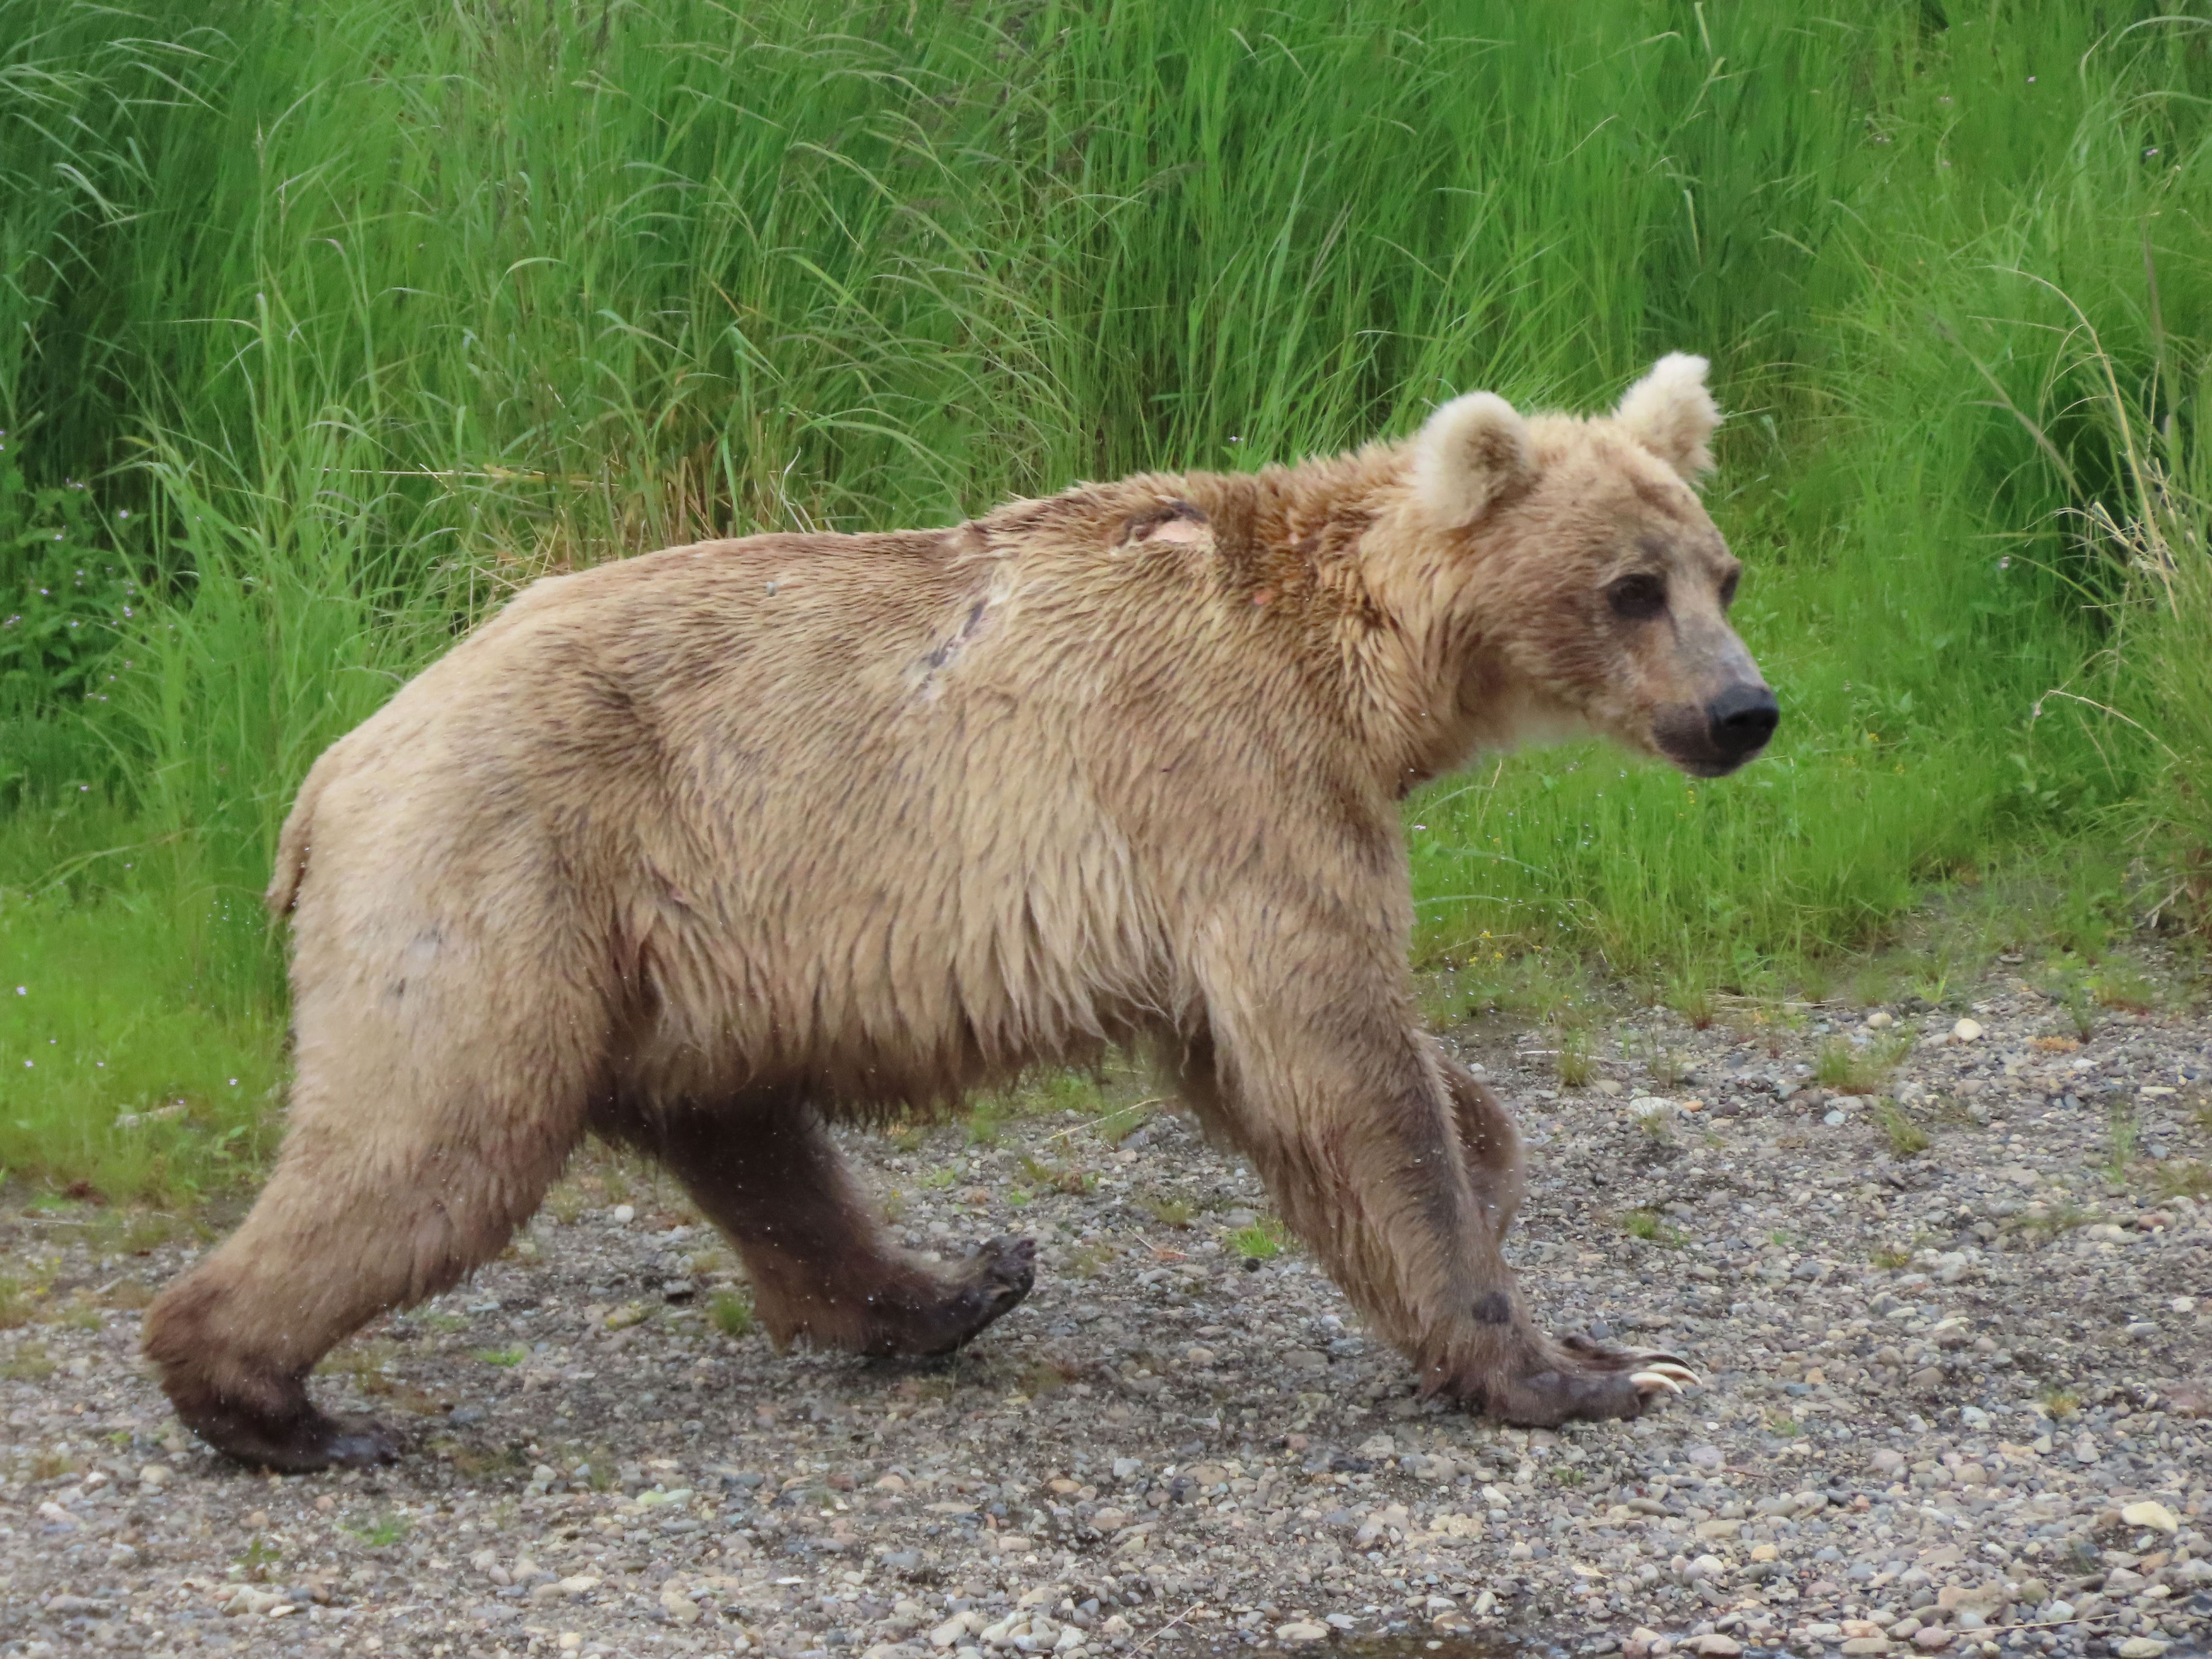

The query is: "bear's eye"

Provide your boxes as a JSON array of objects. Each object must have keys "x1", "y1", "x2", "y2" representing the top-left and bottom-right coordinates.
[
  {"x1": 1606, "y1": 573, "x2": 1666, "y2": 620},
  {"x1": 1718, "y1": 570, "x2": 1740, "y2": 609}
]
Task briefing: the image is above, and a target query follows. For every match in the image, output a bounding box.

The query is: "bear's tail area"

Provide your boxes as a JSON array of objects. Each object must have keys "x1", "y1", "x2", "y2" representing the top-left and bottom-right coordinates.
[{"x1": 266, "y1": 745, "x2": 344, "y2": 918}]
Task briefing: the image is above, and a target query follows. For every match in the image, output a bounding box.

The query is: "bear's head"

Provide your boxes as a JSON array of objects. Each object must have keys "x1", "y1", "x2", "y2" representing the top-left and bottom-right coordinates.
[{"x1": 1396, "y1": 354, "x2": 1777, "y2": 779}]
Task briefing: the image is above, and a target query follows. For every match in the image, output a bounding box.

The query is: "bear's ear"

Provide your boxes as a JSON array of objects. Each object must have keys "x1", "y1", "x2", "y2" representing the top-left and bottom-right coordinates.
[
  {"x1": 1406, "y1": 391, "x2": 1535, "y2": 529},
  {"x1": 1615, "y1": 353, "x2": 1720, "y2": 483}
]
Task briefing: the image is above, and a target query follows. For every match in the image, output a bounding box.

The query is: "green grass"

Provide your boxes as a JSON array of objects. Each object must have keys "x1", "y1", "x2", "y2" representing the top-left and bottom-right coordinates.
[
  {"x1": 1620, "y1": 1209, "x2": 1684, "y2": 1248},
  {"x1": 1227, "y1": 1217, "x2": 1290, "y2": 1262},
  {"x1": 1, "y1": 1, "x2": 2210, "y2": 1203},
  {"x1": 708, "y1": 1292, "x2": 754, "y2": 1340}
]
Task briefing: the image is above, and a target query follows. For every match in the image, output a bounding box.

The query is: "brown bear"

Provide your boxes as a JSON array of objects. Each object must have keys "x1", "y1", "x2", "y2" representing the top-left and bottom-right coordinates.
[{"x1": 143, "y1": 354, "x2": 1776, "y2": 1470}]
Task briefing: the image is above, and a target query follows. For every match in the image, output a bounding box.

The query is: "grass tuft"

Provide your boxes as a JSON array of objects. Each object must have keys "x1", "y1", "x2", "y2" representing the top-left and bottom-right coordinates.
[
  {"x1": 709, "y1": 1292, "x2": 755, "y2": 1339},
  {"x1": 1228, "y1": 1217, "x2": 1290, "y2": 1262},
  {"x1": 1873, "y1": 1100, "x2": 1932, "y2": 1159}
]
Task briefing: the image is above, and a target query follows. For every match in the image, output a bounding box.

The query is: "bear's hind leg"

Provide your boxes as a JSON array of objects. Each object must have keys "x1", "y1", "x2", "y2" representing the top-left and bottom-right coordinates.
[
  {"x1": 645, "y1": 1102, "x2": 1033, "y2": 1357},
  {"x1": 144, "y1": 945, "x2": 597, "y2": 1470}
]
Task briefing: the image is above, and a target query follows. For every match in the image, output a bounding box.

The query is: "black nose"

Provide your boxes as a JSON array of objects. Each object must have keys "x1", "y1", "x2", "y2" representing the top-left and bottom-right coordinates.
[{"x1": 1707, "y1": 682, "x2": 1779, "y2": 759}]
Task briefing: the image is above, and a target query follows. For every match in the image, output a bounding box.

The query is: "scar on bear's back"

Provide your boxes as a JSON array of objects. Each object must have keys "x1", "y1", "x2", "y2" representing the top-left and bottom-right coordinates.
[{"x1": 1116, "y1": 499, "x2": 1210, "y2": 549}]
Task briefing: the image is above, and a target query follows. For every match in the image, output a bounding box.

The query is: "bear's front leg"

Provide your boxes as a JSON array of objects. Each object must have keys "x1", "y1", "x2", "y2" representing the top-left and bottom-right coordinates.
[{"x1": 1192, "y1": 929, "x2": 1693, "y2": 1425}]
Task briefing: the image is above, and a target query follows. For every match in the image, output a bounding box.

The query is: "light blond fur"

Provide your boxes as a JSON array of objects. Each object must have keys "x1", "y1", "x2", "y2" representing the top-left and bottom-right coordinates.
[{"x1": 146, "y1": 357, "x2": 1766, "y2": 1468}]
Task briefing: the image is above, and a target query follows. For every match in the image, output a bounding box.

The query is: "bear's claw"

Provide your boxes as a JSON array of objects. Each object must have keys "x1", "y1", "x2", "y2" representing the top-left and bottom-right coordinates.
[
  {"x1": 912, "y1": 1235, "x2": 1035, "y2": 1356},
  {"x1": 1458, "y1": 1331, "x2": 1700, "y2": 1426}
]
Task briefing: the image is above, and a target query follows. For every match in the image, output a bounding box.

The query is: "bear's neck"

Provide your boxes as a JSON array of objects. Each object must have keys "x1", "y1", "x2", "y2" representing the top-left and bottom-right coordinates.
[{"x1": 1183, "y1": 448, "x2": 1519, "y2": 798}]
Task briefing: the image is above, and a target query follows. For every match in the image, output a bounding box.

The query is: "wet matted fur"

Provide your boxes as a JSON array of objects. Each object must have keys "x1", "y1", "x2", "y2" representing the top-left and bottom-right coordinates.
[{"x1": 145, "y1": 356, "x2": 1772, "y2": 1469}]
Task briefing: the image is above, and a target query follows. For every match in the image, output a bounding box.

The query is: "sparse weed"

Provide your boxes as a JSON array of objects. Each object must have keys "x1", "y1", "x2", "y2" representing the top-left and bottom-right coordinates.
[
  {"x1": 965, "y1": 1097, "x2": 1015, "y2": 1147},
  {"x1": 1874, "y1": 1099, "x2": 1931, "y2": 1158},
  {"x1": 1142, "y1": 1194, "x2": 1195, "y2": 1230},
  {"x1": 1868, "y1": 1246, "x2": 1912, "y2": 1270},
  {"x1": 0, "y1": 1279, "x2": 34, "y2": 1329},
  {"x1": 1093, "y1": 1105, "x2": 1155, "y2": 1148},
  {"x1": 2154, "y1": 1161, "x2": 2212, "y2": 1201},
  {"x1": 0, "y1": 1344, "x2": 54, "y2": 1381},
  {"x1": 2017, "y1": 1203, "x2": 2095, "y2": 1241},
  {"x1": 1019, "y1": 1153, "x2": 1097, "y2": 1196},
  {"x1": 1666, "y1": 970, "x2": 1718, "y2": 1031},
  {"x1": 2088, "y1": 961, "x2": 2158, "y2": 1013},
  {"x1": 474, "y1": 1344, "x2": 527, "y2": 1367},
  {"x1": 342, "y1": 1512, "x2": 409, "y2": 1549},
  {"x1": 1019, "y1": 1354, "x2": 1088, "y2": 1397},
  {"x1": 919, "y1": 1166, "x2": 958, "y2": 1190},
  {"x1": 1228, "y1": 1217, "x2": 1290, "y2": 1261},
  {"x1": 2105, "y1": 1101, "x2": 2139, "y2": 1182},
  {"x1": 2037, "y1": 1385, "x2": 2081, "y2": 1419},
  {"x1": 1621, "y1": 1209, "x2": 1684, "y2": 1247},
  {"x1": 1067, "y1": 1241, "x2": 1116, "y2": 1279},
  {"x1": 1640, "y1": 1040, "x2": 1690, "y2": 1091},
  {"x1": 709, "y1": 1292, "x2": 755, "y2": 1339},
  {"x1": 1556, "y1": 1028, "x2": 1595, "y2": 1090}
]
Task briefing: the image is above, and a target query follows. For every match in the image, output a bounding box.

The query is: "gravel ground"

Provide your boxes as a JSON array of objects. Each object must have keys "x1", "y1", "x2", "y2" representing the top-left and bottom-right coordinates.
[{"x1": 4, "y1": 968, "x2": 2210, "y2": 1659}]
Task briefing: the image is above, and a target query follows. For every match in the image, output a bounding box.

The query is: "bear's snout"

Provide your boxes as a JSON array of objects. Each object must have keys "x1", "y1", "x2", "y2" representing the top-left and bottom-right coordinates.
[{"x1": 1705, "y1": 681, "x2": 1779, "y2": 764}]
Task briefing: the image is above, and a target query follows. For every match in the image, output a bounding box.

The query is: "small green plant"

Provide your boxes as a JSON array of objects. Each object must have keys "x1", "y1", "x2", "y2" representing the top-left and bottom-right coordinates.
[
  {"x1": 1094, "y1": 1104, "x2": 1155, "y2": 1147},
  {"x1": 1556, "y1": 1027, "x2": 1595, "y2": 1089},
  {"x1": 2154, "y1": 1161, "x2": 2212, "y2": 1201},
  {"x1": 2017, "y1": 1202, "x2": 2095, "y2": 1241},
  {"x1": 1764, "y1": 1412, "x2": 1803, "y2": 1438},
  {"x1": 474, "y1": 1344, "x2": 527, "y2": 1367},
  {"x1": 919, "y1": 1166, "x2": 959, "y2": 1189},
  {"x1": 965, "y1": 1096, "x2": 1015, "y2": 1147},
  {"x1": 0, "y1": 1344, "x2": 54, "y2": 1381},
  {"x1": 1019, "y1": 1354, "x2": 1087, "y2": 1397},
  {"x1": 1227, "y1": 1216, "x2": 1290, "y2": 1261},
  {"x1": 2088, "y1": 961, "x2": 2158, "y2": 1013},
  {"x1": 1067, "y1": 1241, "x2": 1116, "y2": 1279},
  {"x1": 709, "y1": 1292, "x2": 755, "y2": 1338},
  {"x1": 1869, "y1": 1245, "x2": 1912, "y2": 1270},
  {"x1": 1815, "y1": 1035, "x2": 1906, "y2": 1095},
  {"x1": 2104, "y1": 1101, "x2": 2138, "y2": 1182},
  {"x1": 1142, "y1": 1193, "x2": 1195, "y2": 1230},
  {"x1": 420, "y1": 1311, "x2": 468, "y2": 1333},
  {"x1": 235, "y1": 1535, "x2": 282, "y2": 1578},
  {"x1": 1551, "y1": 1465, "x2": 1587, "y2": 1487},
  {"x1": 1873, "y1": 1099, "x2": 1931, "y2": 1158},
  {"x1": 1019, "y1": 1153, "x2": 1097, "y2": 1196},
  {"x1": 342, "y1": 1512, "x2": 410, "y2": 1549},
  {"x1": 1643, "y1": 1041, "x2": 1689, "y2": 1091},
  {"x1": 1621, "y1": 1209, "x2": 1684, "y2": 1247},
  {"x1": 2037, "y1": 1385, "x2": 2081, "y2": 1419},
  {"x1": 1666, "y1": 972, "x2": 1717, "y2": 1031},
  {"x1": 0, "y1": 1279, "x2": 32, "y2": 1329}
]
